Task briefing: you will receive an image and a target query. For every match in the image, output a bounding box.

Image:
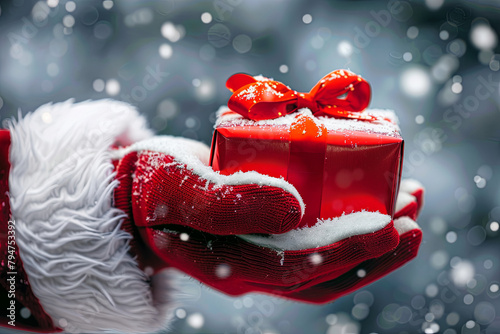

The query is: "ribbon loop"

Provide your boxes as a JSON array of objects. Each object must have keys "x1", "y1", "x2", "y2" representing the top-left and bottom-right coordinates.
[{"x1": 226, "y1": 69, "x2": 372, "y2": 121}]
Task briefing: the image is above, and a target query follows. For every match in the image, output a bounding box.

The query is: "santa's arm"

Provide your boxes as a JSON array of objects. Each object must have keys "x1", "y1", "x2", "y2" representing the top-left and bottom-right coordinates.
[{"x1": 0, "y1": 99, "x2": 304, "y2": 333}]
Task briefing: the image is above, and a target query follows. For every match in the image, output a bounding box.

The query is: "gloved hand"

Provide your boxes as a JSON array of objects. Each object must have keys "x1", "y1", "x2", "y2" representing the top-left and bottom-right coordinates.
[{"x1": 113, "y1": 136, "x2": 423, "y2": 303}]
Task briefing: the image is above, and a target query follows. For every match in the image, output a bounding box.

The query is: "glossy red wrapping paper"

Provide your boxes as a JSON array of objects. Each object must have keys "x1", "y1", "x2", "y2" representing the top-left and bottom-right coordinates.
[{"x1": 210, "y1": 112, "x2": 404, "y2": 228}]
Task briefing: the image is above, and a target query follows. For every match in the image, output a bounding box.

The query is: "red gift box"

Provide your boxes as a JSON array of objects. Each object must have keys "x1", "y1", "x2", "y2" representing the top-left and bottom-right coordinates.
[{"x1": 209, "y1": 70, "x2": 404, "y2": 228}]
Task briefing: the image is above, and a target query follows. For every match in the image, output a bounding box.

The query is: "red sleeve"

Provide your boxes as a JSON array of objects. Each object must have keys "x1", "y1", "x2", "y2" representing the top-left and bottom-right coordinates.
[
  {"x1": 0, "y1": 130, "x2": 61, "y2": 333},
  {"x1": 0, "y1": 130, "x2": 11, "y2": 228}
]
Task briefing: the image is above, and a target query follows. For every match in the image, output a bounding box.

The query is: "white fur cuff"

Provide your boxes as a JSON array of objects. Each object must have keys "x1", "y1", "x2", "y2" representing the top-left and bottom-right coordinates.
[{"x1": 6, "y1": 100, "x2": 178, "y2": 333}]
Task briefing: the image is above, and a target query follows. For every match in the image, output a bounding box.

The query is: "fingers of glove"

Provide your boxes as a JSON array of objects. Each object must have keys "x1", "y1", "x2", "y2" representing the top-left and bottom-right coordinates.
[
  {"x1": 234, "y1": 211, "x2": 399, "y2": 288},
  {"x1": 131, "y1": 151, "x2": 303, "y2": 235},
  {"x1": 230, "y1": 216, "x2": 404, "y2": 295},
  {"x1": 394, "y1": 192, "x2": 418, "y2": 220},
  {"x1": 137, "y1": 216, "x2": 399, "y2": 291},
  {"x1": 243, "y1": 219, "x2": 399, "y2": 289},
  {"x1": 279, "y1": 217, "x2": 422, "y2": 303},
  {"x1": 396, "y1": 179, "x2": 424, "y2": 219}
]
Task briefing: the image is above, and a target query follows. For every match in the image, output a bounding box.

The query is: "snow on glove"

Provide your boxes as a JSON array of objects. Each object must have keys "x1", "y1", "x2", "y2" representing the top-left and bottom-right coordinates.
[{"x1": 113, "y1": 132, "x2": 423, "y2": 302}]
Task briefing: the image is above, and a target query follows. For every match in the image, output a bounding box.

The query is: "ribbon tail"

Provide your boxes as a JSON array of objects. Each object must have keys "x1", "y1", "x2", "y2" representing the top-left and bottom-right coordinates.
[{"x1": 287, "y1": 113, "x2": 327, "y2": 227}]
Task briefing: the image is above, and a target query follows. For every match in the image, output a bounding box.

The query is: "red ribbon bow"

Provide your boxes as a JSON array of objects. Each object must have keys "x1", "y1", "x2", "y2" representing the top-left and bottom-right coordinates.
[{"x1": 226, "y1": 69, "x2": 373, "y2": 121}]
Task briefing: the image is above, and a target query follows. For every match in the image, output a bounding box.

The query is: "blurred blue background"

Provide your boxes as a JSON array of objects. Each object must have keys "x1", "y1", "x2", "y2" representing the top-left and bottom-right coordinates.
[{"x1": 1, "y1": 0, "x2": 499, "y2": 333}]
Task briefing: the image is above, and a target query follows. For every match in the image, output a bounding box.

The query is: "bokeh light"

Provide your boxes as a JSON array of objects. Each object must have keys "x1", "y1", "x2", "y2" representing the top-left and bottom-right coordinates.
[
  {"x1": 302, "y1": 14, "x2": 312, "y2": 24},
  {"x1": 470, "y1": 23, "x2": 498, "y2": 50},
  {"x1": 400, "y1": 67, "x2": 432, "y2": 97}
]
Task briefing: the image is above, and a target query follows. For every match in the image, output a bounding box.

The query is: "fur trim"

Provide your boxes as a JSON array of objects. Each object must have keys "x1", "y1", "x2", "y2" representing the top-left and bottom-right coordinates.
[{"x1": 6, "y1": 100, "x2": 180, "y2": 333}]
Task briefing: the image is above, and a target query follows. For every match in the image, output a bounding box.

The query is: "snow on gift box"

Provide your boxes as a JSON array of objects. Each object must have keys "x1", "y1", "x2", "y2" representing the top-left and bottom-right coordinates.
[{"x1": 210, "y1": 69, "x2": 405, "y2": 227}]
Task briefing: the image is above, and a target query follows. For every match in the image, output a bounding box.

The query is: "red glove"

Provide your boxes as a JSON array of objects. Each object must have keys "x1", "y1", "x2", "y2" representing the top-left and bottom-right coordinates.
[{"x1": 113, "y1": 136, "x2": 423, "y2": 303}]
